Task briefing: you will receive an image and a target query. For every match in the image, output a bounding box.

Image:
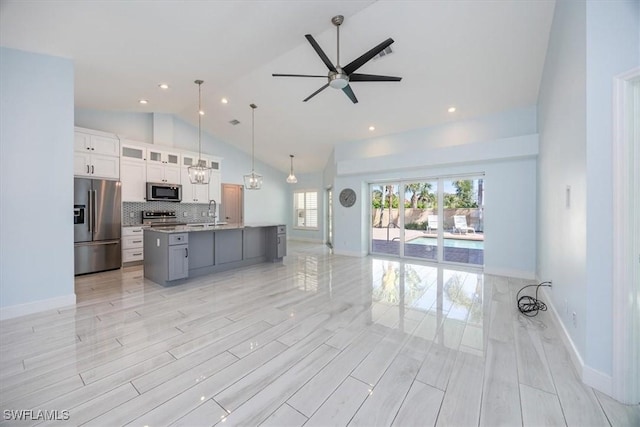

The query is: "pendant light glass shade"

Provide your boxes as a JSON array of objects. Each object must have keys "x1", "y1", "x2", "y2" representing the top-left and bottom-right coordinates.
[
  {"x1": 188, "y1": 80, "x2": 212, "y2": 185},
  {"x1": 286, "y1": 154, "x2": 298, "y2": 184},
  {"x1": 244, "y1": 103, "x2": 262, "y2": 190}
]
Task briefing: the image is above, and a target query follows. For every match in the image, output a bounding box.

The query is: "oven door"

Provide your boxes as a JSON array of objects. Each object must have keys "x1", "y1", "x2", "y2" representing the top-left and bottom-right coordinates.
[{"x1": 146, "y1": 183, "x2": 182, "y2": 202}]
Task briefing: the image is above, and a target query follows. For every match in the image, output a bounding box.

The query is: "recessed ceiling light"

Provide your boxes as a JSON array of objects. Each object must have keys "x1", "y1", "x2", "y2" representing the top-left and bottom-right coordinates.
[
  {"x1": 158, "y1": 83, "x2": 169, "y2": 90},
  {"x1": 199, "y1": 110, "x2": 205, "y2": 116},
  {"x1": 448, "y1": 106, "x2": 456, "y2": 113},
  {"x1": 139, "y1": 99, "x2": 148, "y2": 104},
  {"x1": 221, "y1": 98, "x2": 228, "y2": 104},
  {"x1": 369, "y1": 126, "x2": 375, "y2": 131}
]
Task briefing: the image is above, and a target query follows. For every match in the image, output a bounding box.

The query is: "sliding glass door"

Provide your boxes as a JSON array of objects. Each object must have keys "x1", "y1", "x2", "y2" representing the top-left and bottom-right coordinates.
[
  {"x1": 403, "y1": 180, "x2": 438, "y2": 261},
  {"x1": 370, "y1": 176, "x2": 484, "y2": 267},
  {"x1": 442, "y1": 178, "x2": 484, "y2": 265},
  {"x1": 371, "y1": 184, "x2": 401, "y2": 256}
]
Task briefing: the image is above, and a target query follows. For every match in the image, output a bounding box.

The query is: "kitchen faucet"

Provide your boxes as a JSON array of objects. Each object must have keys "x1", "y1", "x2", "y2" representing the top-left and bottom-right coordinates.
[{"x1": 208, "y1": 199, "x2": 218, "y2": 225}]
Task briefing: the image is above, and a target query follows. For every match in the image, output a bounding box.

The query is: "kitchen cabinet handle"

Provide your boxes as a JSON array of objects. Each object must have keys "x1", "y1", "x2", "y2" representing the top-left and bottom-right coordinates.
[
  {"x1": 86, "y1": 165, "x2": 90, "y2": 173},
  {"x1": 132, "y1": 229, "x2": 142, "y2": 233},
  {"x1": 132, "y1": 240, "x2": 142, "y2": 244},
  {"x1": 185, "y1": 248, "x2": 189, "y2": 258},
  {"x1": 132, "y1": 253, "x2": 142, "y2": 256},
  {"x1": 91, "y1": 165, "x2": 94, "y2": 174}
]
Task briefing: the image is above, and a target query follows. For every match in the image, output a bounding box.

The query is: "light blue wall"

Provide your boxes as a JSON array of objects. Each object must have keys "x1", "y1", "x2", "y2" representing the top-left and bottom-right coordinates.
[
  {"x1": 538, "y1": 0, "x2": 640, "y2": 379},
  {"x1": 0, "y1": 48, "x2": 75, "y2": 314},
  {"x1": 584, "y1": 0, "x2": 639, "y2": 377},
  {"x1": 537, "y1": 0, "x2": 588, "y2": 368},
  {"x1": 75, "y1": 110, "x2": 289, "y2": 224},
  {"x1": 328, "y1": 108, "x2": 539, "y2": 278}
]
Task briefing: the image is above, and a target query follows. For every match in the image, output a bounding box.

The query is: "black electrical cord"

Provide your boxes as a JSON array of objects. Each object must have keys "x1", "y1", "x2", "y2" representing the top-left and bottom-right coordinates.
[{"x1": 517, "y1": 281, "x2": 552, "y2": 317}]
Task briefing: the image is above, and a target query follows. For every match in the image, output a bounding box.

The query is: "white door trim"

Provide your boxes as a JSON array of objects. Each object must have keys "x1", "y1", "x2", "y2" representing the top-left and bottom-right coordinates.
[{"x1": 612, "y1": 67, "x2": 640, "y2": 405}]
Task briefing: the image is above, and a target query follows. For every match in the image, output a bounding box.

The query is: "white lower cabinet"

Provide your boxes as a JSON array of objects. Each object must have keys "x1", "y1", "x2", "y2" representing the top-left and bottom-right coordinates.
[{"x1": 122, "y1": 226, "x2": 145, "y2": 263}]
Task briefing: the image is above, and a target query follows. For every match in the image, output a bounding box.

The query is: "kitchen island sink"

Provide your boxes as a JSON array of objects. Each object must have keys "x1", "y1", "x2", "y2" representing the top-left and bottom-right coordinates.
[{"x1": 143, "y1": 223, "x2": 285, "y2": 286}]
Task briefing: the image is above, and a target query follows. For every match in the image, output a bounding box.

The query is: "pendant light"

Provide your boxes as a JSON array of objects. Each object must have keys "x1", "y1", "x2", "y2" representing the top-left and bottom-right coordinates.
[
  {"x1": 286, "y1": 154, "x2": 298, "y2": 184},
  {"x1": 188, "y1": 80, "x2": 212, "y2": 185},
  {"x1": 243, "y1": 103, "x2": 263, "y2": 190}
]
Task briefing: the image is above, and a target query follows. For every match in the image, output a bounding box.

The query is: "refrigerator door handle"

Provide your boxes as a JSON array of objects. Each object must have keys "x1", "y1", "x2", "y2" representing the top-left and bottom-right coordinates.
[
  {"x1": 91, "y1": 190, "x2": 97, "y2": 235},
  {"x1": 87, "y1": 190, "x2": 92, "y2": 232}
]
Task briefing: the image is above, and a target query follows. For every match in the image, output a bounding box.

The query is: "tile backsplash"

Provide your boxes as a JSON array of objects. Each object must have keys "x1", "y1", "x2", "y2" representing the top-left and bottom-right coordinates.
[{"x1": 123, "y1": 202, "x2": 218, "y2": 225}]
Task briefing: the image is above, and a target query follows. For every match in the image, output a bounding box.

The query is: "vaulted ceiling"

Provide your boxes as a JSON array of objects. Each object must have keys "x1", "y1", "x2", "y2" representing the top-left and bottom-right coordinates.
[{"x1": 0, "y1": 0, "x2": 555, "y2": 174}]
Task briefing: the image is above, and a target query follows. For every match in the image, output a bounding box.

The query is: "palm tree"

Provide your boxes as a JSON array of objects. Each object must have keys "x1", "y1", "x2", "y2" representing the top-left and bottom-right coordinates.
[
  {"x1": 405, "y1": 182, "x2": 433, "y2": 208},
  {"x1": 453, "y1": 180, "x2": 478, "y2": 208}
]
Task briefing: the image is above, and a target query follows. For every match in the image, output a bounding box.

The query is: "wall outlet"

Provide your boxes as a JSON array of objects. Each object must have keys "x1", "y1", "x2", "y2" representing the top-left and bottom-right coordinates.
[
  {"x1": 183, "y1": 212, "x2": 188, "y2": 217},
  {"x1": 202, "y1": 211, "x2": 206, "y2": 217},
  {"x1": 129, "y1": 212, "x2": 135, "y2": 218},
  {"x1": 156, "y1": 238, "x2": 160, "y2": 247},
  {"x1": 572, "y1": 312, "x2": 577, "y2": 327}
]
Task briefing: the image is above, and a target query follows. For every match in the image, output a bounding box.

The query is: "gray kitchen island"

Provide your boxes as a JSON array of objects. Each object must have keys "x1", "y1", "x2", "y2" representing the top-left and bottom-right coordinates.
[{"x1": 143, "y1": 223, "x2": 286, "y2": 286}]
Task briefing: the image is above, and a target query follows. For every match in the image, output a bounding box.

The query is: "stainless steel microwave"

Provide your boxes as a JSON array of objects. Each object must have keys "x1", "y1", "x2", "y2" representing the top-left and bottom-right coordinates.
[{"x1": 146, "y1": 182, "x2": 182, "y2": 202}]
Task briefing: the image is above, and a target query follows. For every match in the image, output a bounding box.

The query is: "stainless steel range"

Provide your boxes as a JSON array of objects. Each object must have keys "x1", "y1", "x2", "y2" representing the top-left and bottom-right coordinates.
[{"x1": 142, "y1": 210, "x2": 186, "y2": 228}]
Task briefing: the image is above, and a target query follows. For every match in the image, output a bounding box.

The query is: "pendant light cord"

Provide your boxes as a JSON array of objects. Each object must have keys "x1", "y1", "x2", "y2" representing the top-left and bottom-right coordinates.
[
  {"x1": 195, "y1": 79, "x2": 204, "y2": 163},
  {"x1": 250, "y1": 103, "x2": 257, "y2": 173}
]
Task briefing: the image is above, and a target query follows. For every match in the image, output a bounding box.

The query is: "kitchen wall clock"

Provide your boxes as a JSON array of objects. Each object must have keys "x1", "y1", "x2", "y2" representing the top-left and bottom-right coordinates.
[{"x1": 339, "y1": 188, "x2": 357, "y2": 207}]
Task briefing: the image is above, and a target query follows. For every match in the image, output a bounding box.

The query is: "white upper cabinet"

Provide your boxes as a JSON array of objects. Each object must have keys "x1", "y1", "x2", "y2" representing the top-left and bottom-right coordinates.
[
  {"x1": 203, "y1": 155, "x2": 222, "y2": 203},
  {"x1": 120, "y1": 142, "x2": 147, "y2": 202},
  {"x1": 74, "y1": 131, "x2": 119, "y2": 157},
  {"x1": 147, "y1": 148, "x2": 180, "y2": 184},
  {"x1": 121, "y1": 159, "x2": 147, "y2": 202},
  {"x1": 74, "y1": 129, "x2": 120, "y2": 179},
  {"x1": 147, "y1": 148, "x2": 179, "y2": 166},
  {"x1": 180, "y1": 154, "x2": 210, "y2": 203},
  {"x1": 121, "y1": 144, "x2": 146, "y2": 162}
]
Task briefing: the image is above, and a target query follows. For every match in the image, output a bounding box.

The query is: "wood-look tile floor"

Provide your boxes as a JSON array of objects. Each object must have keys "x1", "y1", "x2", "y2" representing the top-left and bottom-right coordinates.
[{"x1": 1, "y1": 242, "x2": 638, "y2": 426}]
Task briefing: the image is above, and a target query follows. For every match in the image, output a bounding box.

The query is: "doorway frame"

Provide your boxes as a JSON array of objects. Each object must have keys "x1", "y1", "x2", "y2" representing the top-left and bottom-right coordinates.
[{"x1": 612, "y1": 67, "x2": 640, "y2": 404}]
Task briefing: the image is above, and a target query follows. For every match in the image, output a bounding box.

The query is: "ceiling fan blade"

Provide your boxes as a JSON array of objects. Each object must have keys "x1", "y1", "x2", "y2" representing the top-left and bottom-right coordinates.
[
  {"x1": 342, "y1": 84, "x2": 358, "y2": 104},
  {"x1": 343, "y1": 38, "x2": 395, "y2": 75},
  {"x1": 272, "y1": 73, "x2": 328, "y2": 78},
  {"x1": 349, "y1": 73, "x2": 402, "y2": 82},
  {"x1": 305, "y1": 34, "x2": 337, "y2": 72},
  {"x1": 303, "y1": 83, "x2": 330, "y2": 102}
]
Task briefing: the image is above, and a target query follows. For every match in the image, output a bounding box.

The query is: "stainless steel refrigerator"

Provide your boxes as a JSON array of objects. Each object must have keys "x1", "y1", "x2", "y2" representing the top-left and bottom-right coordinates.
[{"x1": 74, "y1": 178, "x2": 121, "y2": 275}]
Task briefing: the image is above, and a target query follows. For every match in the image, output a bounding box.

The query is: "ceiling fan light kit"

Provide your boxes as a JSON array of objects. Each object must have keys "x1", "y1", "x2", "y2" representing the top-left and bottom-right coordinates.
[
  {"x1": 273, "y1": 15, "x2": 402, "y2": 103},
  {"x1": 188, "y1": 79, "x2": 213, "y2": 185},
  {"x1": 243, "y1": 103, "x2": 263, "y2": 190}
]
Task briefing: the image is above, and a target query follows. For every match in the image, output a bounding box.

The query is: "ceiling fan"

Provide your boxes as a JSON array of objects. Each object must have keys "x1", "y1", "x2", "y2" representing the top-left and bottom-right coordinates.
[{"x1": 272, "y1": 15, "x2": 402, "y2": 104}]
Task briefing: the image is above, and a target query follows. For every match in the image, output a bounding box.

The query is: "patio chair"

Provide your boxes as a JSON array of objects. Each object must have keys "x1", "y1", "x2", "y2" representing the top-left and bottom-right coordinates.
[
  {"x1": 427, "y1": 215, "x2": 438, "y2": 233},
  {"x1": 453, "y1": 215, "x2": 475, "y2": 234}
]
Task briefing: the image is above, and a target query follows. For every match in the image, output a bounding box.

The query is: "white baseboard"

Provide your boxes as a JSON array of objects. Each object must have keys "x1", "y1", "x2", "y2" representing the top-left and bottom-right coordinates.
[
  {"x1": 584, "y1": 365, "x2": 613, "y2": 396},
  {"x1": 484, "y1": 266, "x2": 536, "y2": 280},
  {"x1": 333, "y1": 249, "x2": 367, "y2": 257},
  {"x1": 539, "y1": 289, "x2": 615, "y2": 397},
  {"x1": 540, "y1": 287, "x2": 585, "y2": 379},
  {"x1": 0, "y1": 294, "x2": 76, "y2": 320},
  {"x1": 288, "y1": 237, "x2": 324, "y2": 243}
]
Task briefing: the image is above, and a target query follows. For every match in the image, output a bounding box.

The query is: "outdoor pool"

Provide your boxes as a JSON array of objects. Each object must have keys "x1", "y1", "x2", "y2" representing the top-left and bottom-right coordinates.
[{"x1": 407, "y1": 236, "x2": 484, "y2": 250}]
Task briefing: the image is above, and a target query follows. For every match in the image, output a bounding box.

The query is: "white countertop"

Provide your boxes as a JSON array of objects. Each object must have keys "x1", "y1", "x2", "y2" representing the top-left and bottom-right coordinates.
[{"x1": 143, "y1": 223, "x2": 283, "y2": 234}]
